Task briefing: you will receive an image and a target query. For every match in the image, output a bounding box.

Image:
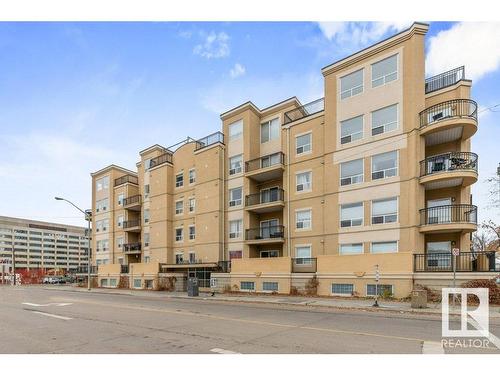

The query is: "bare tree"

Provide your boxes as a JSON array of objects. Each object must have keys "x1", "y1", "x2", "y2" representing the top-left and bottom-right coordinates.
[
  {"x1": 472, "y1": 230, "x2": 492, "y2": 251},
  {"x1": 481, "y1": 220, "x2": 500, "y2": 251}
]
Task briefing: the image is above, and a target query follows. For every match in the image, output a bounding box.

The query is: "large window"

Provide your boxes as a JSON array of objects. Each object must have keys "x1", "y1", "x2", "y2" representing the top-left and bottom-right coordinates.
[
  {"x1": 96, "y1": 176, "x2": 109, "y2": 191},
  {"x1": 175, "y1": 172, "x2": 184, "y2": 188},
  {"x1": 229, "y1": 120, "x2": 243, "y2": 141},
  {"x1": 117, "y1": 215, "x2": 124, "y2": 227},
  {"x1": 332, "y1": 284, "x2": 354, "y2": 295},
  {"x1": 262, "y1": 282, "x2": 279, "y2": 292},
  {"x1": 295, "y1": 245, "x2": 312, "y2": 259},
  {"x1": 340, "y1": 202, "x2": 363, "y2": 227},
  {"x1": 96, "y1": 198, "x2": 108, "y2": 212},
  {"x1": 372, "y1": 104, "x2": 398, "y2": 135},
  {"x1": 295, "y1": 209, "x2": 312, "y2": 230},
  {"x1": 175, "y1": 200, "x2": 184, "y2": 215},
  {"x1": 229, "y1": 219, "x2": 243, "y2": 239},
  {"x1": 340, "y1": 69, "x2": 364, "y2": 99},
  {"x1": 372, "y1": 197, "x2": 398, "y2": 224},
  {"x1": 296, "y1": 133, "x2": 312, "y2": 155},
  {"x1": 261, "y1": 118, "x2": 279, "y2": 143},
  {"x1": 340, "y1": 115, "x2": 363, "y2": 144},
  {"x1": 229, "y1": 187, "x2": 242, "y2": 207},
  {"x1": 143, "y1": 209, "x2": 150, "y2": 223},
  {"x1": 340, "y1": 158, "x2": 363, "y2": 186},
  {"x1": 229, "y1": 154, "x2": 243, "y2": 175},
  {"x1": 367, "y1": 284, "x2": 393, "y2": 296},
  {"x1": 339, "y1": 243, "x2": 363, "y2": 255},
  {"x1": 372, "y1": 54, "x2": 398, "y2": 88},
  {"x1": 372, "y1": 151, "x2": 398, "y2": 180},
  {"x1": 175, "y1": 228, "x2": 183, "y2": 242},
  {"x1": 371, "y1": 241, "x2": 398, "y2": 254},
  {"x1": 117, "y1": 193, "x2": 125, "y2": 206},
  {"x1": 296, "y1": 171, "x2": 312, "y2": 192},
  {"x1": 240, "y1": 281, "x2": 255, "y2": 291}
]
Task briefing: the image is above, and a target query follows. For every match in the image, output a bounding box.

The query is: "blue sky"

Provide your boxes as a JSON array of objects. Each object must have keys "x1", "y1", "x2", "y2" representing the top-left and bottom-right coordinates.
[{"x1": 0, "y1": 22, "x2": 499, "y2": 227}]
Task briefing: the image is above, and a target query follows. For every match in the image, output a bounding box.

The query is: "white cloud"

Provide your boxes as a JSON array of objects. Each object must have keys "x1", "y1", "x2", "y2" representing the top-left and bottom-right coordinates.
[
  {"x1": 426, "y1": 22, "x2": 500, "y2": 82},
  {"x1": 193, "y1": 31, "x2": 230, "y2": 59},
  {"x1": 229, "y1": 63, "x2": 246, "y2": 78}
]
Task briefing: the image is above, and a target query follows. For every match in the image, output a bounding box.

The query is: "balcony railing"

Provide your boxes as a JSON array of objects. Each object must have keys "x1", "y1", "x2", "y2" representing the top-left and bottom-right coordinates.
[
  {"x1": 114, "y1": 174, "x2": 138, "y2": 187},
  {"x1": 218, "y1": 260, "x2": 231, "y2": 273},
  {"x1": 75, "y1": 266, "x2": 97, "y2": 274},
  {"x1": 195, "y1": 131, "x2": 224, "y2": 151},
  {"x1": 123, "y1": 242, "x2": 141, "y2": 253},
  {"x1": 123, "y1": 194, "x2": 141, "y2": 207},
  {"x1": 284, "y1": 98, "x2": 324, "y2": 124},
  {"x1": 414, "y1": 251, "x2": 498, "y2": 272},
  {"x1": 245, "y1": 152, "x2": 285, "y2": 173},
  {"x1": 419, "y1": 99, "x2": 477, "y2": 128},
  {"x1": 120, "y1": 265, "x2": 129, "y2": 274},
  {"x1": 292, "y1": 258, "x2": 317, "y2": 273},
  {"x1": 246, "y1": 189, "x2": 285, "y2": 206},
  {"x1": 149, "y1": 152, "x2": 173, "y2": 169},
  {"x1": 419, "y1": 152, "x2": 478, "y2": 177},
  {"x1": 245, "y1": 225, "x2": 285, "y2": 241},
  {"x1": 425, "y1": 66, "x2": 465, "y2": 94},
  {"x1": 419, "y1": 204, "x2": 477, "y2": 226},
  {"x1": 122, "y1": 220, "x2": 141, "y2": 229}
]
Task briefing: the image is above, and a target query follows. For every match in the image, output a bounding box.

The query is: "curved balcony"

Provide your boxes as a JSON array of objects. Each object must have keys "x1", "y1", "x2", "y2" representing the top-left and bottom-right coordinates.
[
  {"x1": 419, "y1": 99, "x2": 477, "y2": 145},
  {"x1": 419, "y1": 204, "x2": 477, "y2": 233},
  {"x1": 419, "y1": 152, "x2": 478, "y2": 190}
]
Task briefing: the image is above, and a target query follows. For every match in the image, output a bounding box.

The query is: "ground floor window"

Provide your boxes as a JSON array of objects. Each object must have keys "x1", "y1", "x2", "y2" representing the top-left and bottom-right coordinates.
[
  {"x1": 188, "y1": 268, "x2": 213, "y2": 288},
  {"x1": 109, "y1": 278, "x2": 117, "y2": 287},
  {"x1": 262, "y1": 281, "x2": 278, "y2": 292},
  {"x1": 133, "y1": 278, "x2": 141, "y2": 288},
  {"x1": 240, "y1": 281, "x2": 255, "y2": 291},
  {"x1": 145, "y1": 279, "x2": 153, "y2": 289},
  {"x1": 100, "y1": 278, "x2": 108, "y2": 287},
  {"x1": 332, "y1": 283, "x2": 354, "y2": 295},
  {"x1": 366, "y1": 284, "x2": 393, "y2": 296}
]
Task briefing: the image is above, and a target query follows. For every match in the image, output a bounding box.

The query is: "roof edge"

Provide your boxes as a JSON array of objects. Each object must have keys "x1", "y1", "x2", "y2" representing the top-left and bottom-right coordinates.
[{"x1": 90, "y1": 164, "x2": 137, "y2": 177}]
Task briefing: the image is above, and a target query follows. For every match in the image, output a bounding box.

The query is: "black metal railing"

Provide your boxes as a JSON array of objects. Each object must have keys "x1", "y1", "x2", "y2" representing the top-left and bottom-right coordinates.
[
  {"x1": 218, "y1": 260, "x2": 231, "y2": 273},
  {"x1": 419, "y1": 99, "x2": 477, "y2": 128},
  {"x1": 284, "y1": 98, "x2": 324, "y2": 124},
  {"x1": 114, "y1": 174, "x2": 138, "y2": 187},
  {"x1": 120, "y1": 265, "x2": 129, "y2": 274},
  {"x1": 149, "y1": 152, "x2": 173, "y2": 168},
  {"x1": 123, "y1": 242, "x2": 141, "y2": 253},
  {"x1": 245, "y1": 225, "x2": 285, "y2": 241},
  {"x1": 245, "y1": 152, "x2": 285, "y2": 173},
  {"x1": 414, "y1": 251, "x2": 498, "y2": 272},
  {"x1": 425, "y1": 66, "x2": 465, "y2": 94},
  {"x1": 122, "y1": 220, "x2": 141, "y2": 229},
  {"x1": 123, "y1": 194, "x2": 141, "y2": 206},
  {"x1": 195, "y1": 131, "x2": 224, "y2": 151},
  {"x1": 419, "y1": 152, "x2": 478, "y2": 177},
  {"x1": 420, "y1": 204, "x2": 477, "y2": 226},
  {"x1": 75, "y1": 265, "x2": 97, "y2": 274},
  {"x1": 246, "y1": 189, "x2": 285, "y2": 206},
  {"x1": 291, "y1": 258, "x2": 317, "y2": 273}
]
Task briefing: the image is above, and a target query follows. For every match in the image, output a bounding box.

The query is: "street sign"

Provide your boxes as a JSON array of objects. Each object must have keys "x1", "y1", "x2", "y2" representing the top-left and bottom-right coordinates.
[{"x1": 452, "y1": 248, "x2": 460, "y2": 256}]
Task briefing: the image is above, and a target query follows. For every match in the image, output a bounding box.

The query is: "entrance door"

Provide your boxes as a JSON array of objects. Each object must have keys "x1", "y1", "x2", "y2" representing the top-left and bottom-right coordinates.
[
  {"x1": 260, "y1": 187, "x2": 279, "y2": 204},
  {"x1": 260, "y1": 219, "x2": 279, "y2": 239},
  {"x1": 426, "y1": 198, "x2": 452, "y2": 224},
  {"x1": 426, "y1": 241, "x2": 452, "y2": 269}
]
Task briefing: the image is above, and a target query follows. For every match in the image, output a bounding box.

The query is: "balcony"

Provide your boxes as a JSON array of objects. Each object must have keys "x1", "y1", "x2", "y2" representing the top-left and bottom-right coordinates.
[
  {"x1": 419, "y1": 99, "x2": 477, "y2": 145},
  {"x1": 283, "y1": 98, "x2": 324, "y2": 125},
  {"x1": 149, "y1": 152, "x2": 173, "y2": 169},
  {"x1": 122, "y1": 220, "x2": 141, "y2": 232},
  {"x1": 195, "y1": 131, "x2": 224, "y2": 151},
  {"x1": 291, "y1": 258, "x2": 317, "y2": 273},
  {"x1": 75, "y1": 266, "x2": 97, "y2": 274},
  {"x1": 245, "y1": 225, "x2": 285, "y2": 245},
  {"x1": 414, "y1": 251, "x2": 498, "y2": 272},
  {"x1": 245, "y1": 189, "x2": 285, "y2": 213},
  {"x1": 245, "y1": 152, "x2": 285, "y2": 182},
  {"x1": 419, "y1": 204, "x2": 477, "y2": 233},
  {"x1": 122, "y1": 242, "x2": 141, "y2": 254},
  {"x1": 425, "y1": 66, "x2": 465, "y2": 94},
  {"x1": 419, "y1": 152, "x2": 478, "y2": 190},
  {"x1": 114, "y1": 174, "x2": 138, "y2": 187},
  {"x1": 123, "y1": 195, "x2": 142, "y2": 211},
  {"x1": 120, "y1": 265, "x2": 129, "y2": 274}
]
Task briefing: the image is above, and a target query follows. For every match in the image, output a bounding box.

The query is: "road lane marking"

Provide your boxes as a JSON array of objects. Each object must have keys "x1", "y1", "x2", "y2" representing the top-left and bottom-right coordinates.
[
  {"x1": 422, "y1": 341, "x2": 444, "y2": 354},
  {"x1": 31, "y1": 311, "x2": 73, "y2": 320},
  {"x1": 22, "y1": 302, "x2": 73, "y2": 307},
  {"x1": 210, "y1": 348, "x2": 241, "y2": 354}
]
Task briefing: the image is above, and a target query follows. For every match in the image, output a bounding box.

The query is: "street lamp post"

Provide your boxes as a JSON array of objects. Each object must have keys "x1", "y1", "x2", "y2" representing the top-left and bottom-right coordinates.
[{"x1": 55, "y1": 197, "x2": 92, "y2": 291}]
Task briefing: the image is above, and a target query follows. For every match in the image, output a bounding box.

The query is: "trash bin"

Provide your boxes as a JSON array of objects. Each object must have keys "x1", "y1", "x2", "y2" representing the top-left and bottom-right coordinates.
[
  {"x1": 187, "y1": 277, "x2": 199, "y2": 297},
  {"x1": 411, "y1": 289, "x2": 427, "y2": 308}
]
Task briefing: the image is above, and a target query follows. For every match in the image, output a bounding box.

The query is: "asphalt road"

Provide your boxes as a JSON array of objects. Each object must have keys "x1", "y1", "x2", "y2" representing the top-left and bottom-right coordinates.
[{"x1": 1, "y1": 286, "x2": 499, "y2": 354}]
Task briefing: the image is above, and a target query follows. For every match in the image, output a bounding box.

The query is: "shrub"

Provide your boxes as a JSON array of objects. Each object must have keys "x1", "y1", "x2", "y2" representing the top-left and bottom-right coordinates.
[
  {"x1": 305, "y1": 276, "x2": 319, "y2": 296},
  {"x1": 222, "y1": 284, "x2": 232, "y2": 294},
  {"x1": 118, "y1": 276, "x2": 129, "y2": 289},
  {"x1": 157, "y1": 276, "x2": 177, "y2": 291},
  {"x1": 461, "y1": 278, "x2": 500, "y2": 304},
  {"x1": 289, "y1": 286, "x2": 299, "y2": 295}
]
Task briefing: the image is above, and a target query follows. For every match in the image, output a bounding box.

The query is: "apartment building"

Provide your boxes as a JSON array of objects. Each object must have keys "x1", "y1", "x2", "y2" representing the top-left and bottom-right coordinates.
[
  {"x1": 90, "y1": 23, "x2": 497, "y2": 297},
  {"x1": 0, "y1": 216, "x2": 89, "y2": 273}
]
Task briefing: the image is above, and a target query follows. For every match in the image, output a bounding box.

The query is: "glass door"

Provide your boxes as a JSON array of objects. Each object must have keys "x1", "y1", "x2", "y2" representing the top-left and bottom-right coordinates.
[{"x1": 426, "y1": 198, "x2": 452, "y2": 224}]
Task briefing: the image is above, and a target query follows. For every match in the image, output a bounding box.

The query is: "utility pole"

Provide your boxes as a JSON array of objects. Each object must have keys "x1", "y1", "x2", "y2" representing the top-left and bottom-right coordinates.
[{"x1": 373, "y1": 264, "x2": 380, "y2": 307}]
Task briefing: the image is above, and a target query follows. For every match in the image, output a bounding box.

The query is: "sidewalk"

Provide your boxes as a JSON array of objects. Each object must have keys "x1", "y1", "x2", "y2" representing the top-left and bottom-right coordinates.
[{"x1": 39, "y1": 285, "x2": 500, "y2": 318}]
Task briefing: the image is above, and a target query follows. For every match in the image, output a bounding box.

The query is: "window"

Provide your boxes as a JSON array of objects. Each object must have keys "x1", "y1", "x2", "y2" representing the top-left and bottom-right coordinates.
[
  {"x1": 296, "y1": 209, "x2": 312, "y2": 230},
  {"x1": 261, "y1": 118, "x2": 279, "y2": 143},
  {"x1": 144, "y1": 184, "x2": 150, "y2": 198},
  {"x1": 229, "y1": 154, "x2": 243, "y2": 175},
  {"x1": 332, "y1": 283, "x2": 354, "y2": 295},
  {"x1": 263, "y1": 282, "x2": 279, "y2": 292},
  {"x1": 96, "y1": 198, "x2": 108, "y2": 212},
  {"x1": 426, "y1": 241, "x2": 452, "y2": 268},
  {"x1": 229, "y1": 187, "x2": 242, "y2": 207},
  {"x1": 240, "y1": 281, "x2": 255, "y2": 291},
  {"x1": 189, "y1": 225, "x2": 196, "y2": 240},
  {"x1": 143, "y1": 233, "x2": 150, "y2": 247},
  {"x1": 189, "y1": 169, "x2": 196, "y2": 184},
  {"x1": 175, "y1": 253, "x2": 183, "y2": 264},
  {"x1": 229, "y1": 219, "x2": 242, "y2": 239},
  {"x1": 296, "y1": 171, "x2": 312, "y2": 192},
  {"x1": 372, "y1": 151, "x2": 398, "y2": 180},
  {"x1": 339, "y1": 243, "x2": 363, "y2": 255},
  {"x1": 96, "y1": 219, "x2": 109, "y2": 232},
  {"x1": 367, "y1": 284, "x2": 393, "y2": 297},
  {"x1": 145, "y1": 280, "x2": 153, "y2": 289},
  {"x1": 175, "y1": 200, "x2": 184, "y2": 215},
  {"x1": 117, "y1": 193, "x2": 125, "y2": 206},
  {"x1": 296, "y1": 245, "x2": 312, "y2": 259},
  {"x1": 372, "y1": 198, "x2": 398, "y2": 224},
  {"x1": 372, "y1": 104, "x2": 398, "y2": 135},
  {"x1": 117, "y1": 215, "x2": 124, "y2": 227},
  {"x1": 340, "y1": 202, "x2": 363, "y2": 227},
  {"x1": 340, "y1": 159, "x2": 363, "y2": 186},
  {"x1": 188, "y1": 198, "x2": 195, "y2": 213},
  {"x1": 144, "y1": 256, "x2": 150, "y2": 263},
  {"x1": 229, "y1": 120, "x2": 243, "y2": 141},
  {"x1": 340, "y1": 115, "x2": 363, "y2": 144},
  {"x1": 229, "y1": 250, "x2": 242, "y2": 259},
  {"x1": 372, "y1": 54, "x2": 398, "y2": 88},
  {"x1": 189, "y1": 252, "x2": 196, "y2": 263},
  {"x1": 96, "y1": 176, "x2": 110, "y2": 191},
  {"x1": 96, "y1": 239, "x2": 109, "y2": 252},
  {"x1": 340, "y1": 69, "x2": 363, "y2": 99},
  {"x1": 100, "y1": 279, "x2": 108, "y2": 287},
  {"x1": 109, "y1": 278, "x2": 117, "y2": 287},
  {"x1": 260, "y1": 250, "x2": 279, "y2": 258},
  {"x1": 144, "y1": 158, "x2": 152, "y2": 170},
  {"x1": 175, "y1": 228, "x2": 183, "y2": 242},
  {"x1": 133, "y1": 279, "x2": 142, "y2": 288},
  {"x1": 144, "y1": 209, "x2": 150, "y2": 223},
  {"x1": 296, "y1": 133, "x2": 311, "y2": 155},
  {"x1": 371, "y1": 241, "x2": 398, "y2": 254},
  {"x1": 261, "y1": 153, "x2": 281, "y2": 168},
  {"x1": 175, "y1": 172, "x2": 184, "y2": 188}
]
